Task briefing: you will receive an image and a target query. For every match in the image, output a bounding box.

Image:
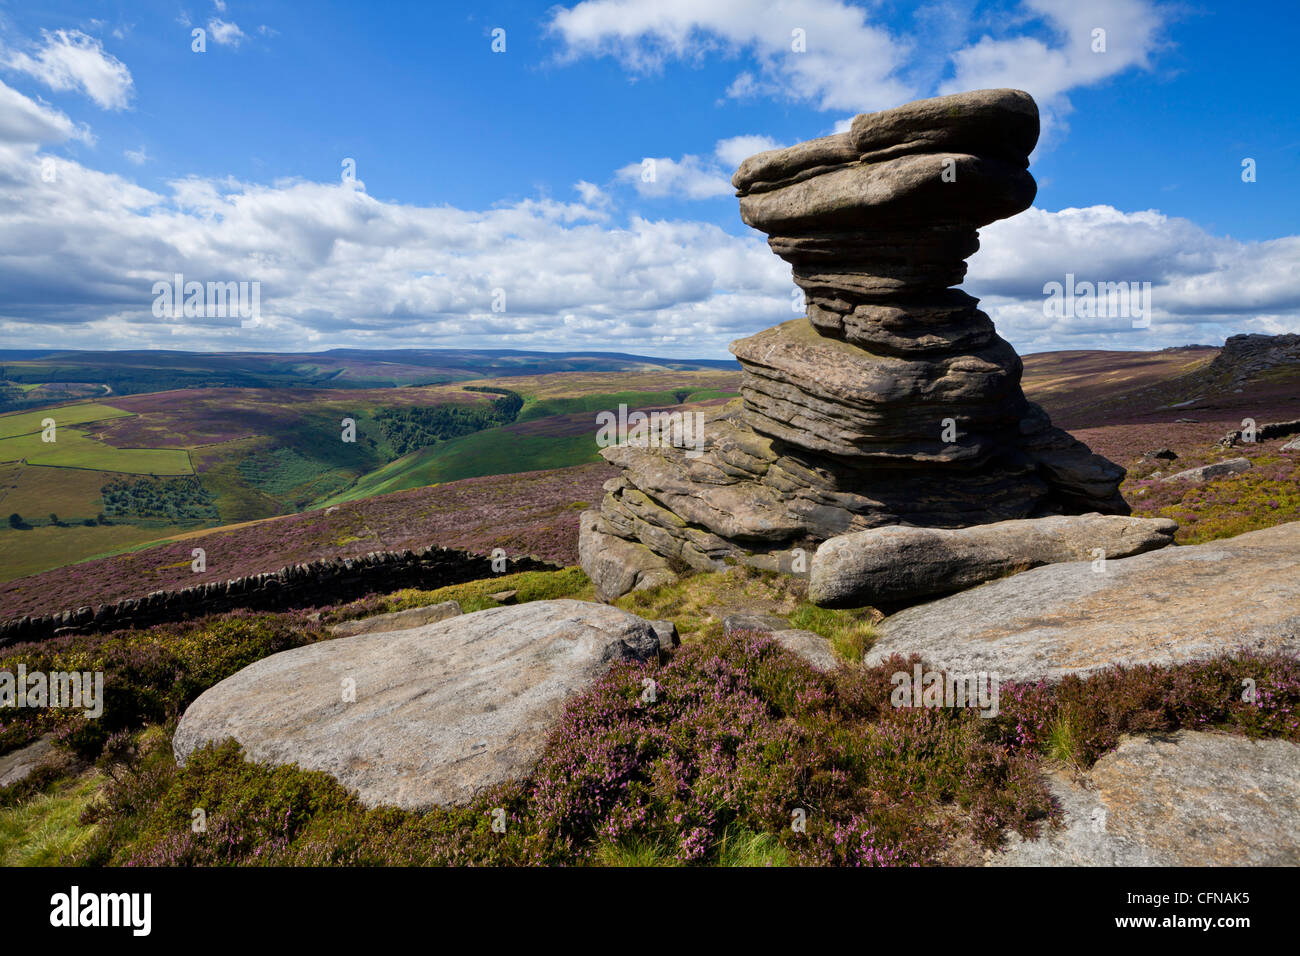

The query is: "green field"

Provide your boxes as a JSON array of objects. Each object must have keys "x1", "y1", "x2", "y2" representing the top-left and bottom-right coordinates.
[
  {"x1": 0, "y1": 430, "x2": 192, "y2": 475},
  {"x1": 0, "y1": 402, "x2": 131, "y2": 439},
  {"x1": 516, "y1": 388, "x2": 736, "y2": 422},
  {"x1": 323, "y1": 427, "x2": 602, "y2": 503}
]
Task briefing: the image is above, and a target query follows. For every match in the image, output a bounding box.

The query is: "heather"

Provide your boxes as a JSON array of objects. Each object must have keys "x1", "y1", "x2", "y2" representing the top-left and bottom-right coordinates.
[
  {"x1": 0, "y1": 462, "x2": 612, "y2": 618},
  {"x1": 1126, "y1": 444, "x2": 1300, "y2": 543},
  {"x1": 46, "y1": 628, "x2": 1300, "y2": 867},
  {"x1": 0, "y1": 611, "x2": 323, "y2": 761}
]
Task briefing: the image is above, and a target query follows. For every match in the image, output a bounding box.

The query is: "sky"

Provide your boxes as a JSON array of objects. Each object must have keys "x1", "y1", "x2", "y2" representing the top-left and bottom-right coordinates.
[{"x1": 0, "y1": 0, "x2": 1297, "y2": 359}]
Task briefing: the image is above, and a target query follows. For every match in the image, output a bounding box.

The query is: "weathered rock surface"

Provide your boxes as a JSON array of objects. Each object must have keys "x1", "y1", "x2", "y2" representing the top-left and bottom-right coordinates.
[
  {"x1": 174, "y1": 600, "x2": 670, "y2": 809},
  {"x1": 990, "y1": 731, "x2": 1300, "y2": 866},
  {"x1": 1162, "y1": 457, "x2": 1252, "y2": 483},
  {"x1": 584, "y1": 89, "x2": 1128, "y2": 599},
  {"x1": 722, "y1": 613, "x2": 838, "y2": 670},
  {"x1": 867, "y1": 521, "x2": 1300, "y2": 681},
  {"x1": 809, "y1": 514, "x2": 1177, "y2": 607},
  {"x1": 0, "y1": 734, "x2": 54, "y2": 789},
  {"x1": 327, "y1": 600, "x2": 461, "y2": 637}
]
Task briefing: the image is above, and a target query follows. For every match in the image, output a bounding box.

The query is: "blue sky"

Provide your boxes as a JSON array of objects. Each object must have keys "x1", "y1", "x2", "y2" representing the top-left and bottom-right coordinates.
[{"x1": 0, "y1": 0, "x2": 1297, "y2": 357}]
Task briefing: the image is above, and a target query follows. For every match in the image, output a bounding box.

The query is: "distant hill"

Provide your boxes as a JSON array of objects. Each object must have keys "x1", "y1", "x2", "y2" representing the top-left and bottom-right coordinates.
[{"x1": 0, "y1": 347, "x2": 739, "y2": 409}]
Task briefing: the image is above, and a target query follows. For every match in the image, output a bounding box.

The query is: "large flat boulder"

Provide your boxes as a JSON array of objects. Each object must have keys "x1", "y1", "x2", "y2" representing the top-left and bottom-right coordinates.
[
  {"x1": 327, "y1": 600, "x2": 460, "y2": 637},
  {"x1": 867, "y1": 521, "x2": 1300, "y2": 681},
  {"x1": 173, "y1": 600, "x2": 670, "y2": 809},
  {"x1": 809, "y1": 514, "x2": 1177, "y2": 607},
  {"x1": 990, "y1": 731, "x2": 1300, "y2": 866}
]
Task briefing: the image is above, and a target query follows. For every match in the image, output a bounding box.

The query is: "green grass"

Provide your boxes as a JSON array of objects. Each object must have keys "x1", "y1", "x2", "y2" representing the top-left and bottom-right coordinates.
[
  {"x1": 0, "y1": 770, "x2": 100, "y2": 865},
  {"x1": 325, "y1": 566, "x2": 593, "y2": 620},
  {"x1": 323, "y1": 428, "x2": 600, "y2": 504},
  {"x1": 516, "y1": 389, "x2": 709, "y2": 423},
  {"x1": 0, "y1": 429, "x2": 192, "y2": 475},
  {"x1": 0, "y1": 403, "x2": 131, "y2": 440},
  {"x1": 715, "y1": 826, "x2": 791, "y2": 867},
  {"x1": 592, "y1": 839, "x2": 680, "y2": 866},
  {"x1": 788, "y1": 602, "x2": 879, "y2": 662}
]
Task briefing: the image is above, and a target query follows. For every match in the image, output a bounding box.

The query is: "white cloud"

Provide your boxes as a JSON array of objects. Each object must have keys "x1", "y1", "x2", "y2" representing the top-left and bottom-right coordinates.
[
  {"x1": 942, "y1": 0, "x2": 1166, "y2": 132},
  {"x1": 548, "y1": 0, "x2": 912, "y2": 112},
  {"x1": 573, "y1": 180, "x2": 611, "y2": 208},
  {"x1": 207, "y1": 19, "x2": 247, "y2": 47},
  {"x1": 0, "y1": 79, "x2": 90, "y2": 145},
  {"x1": 613, "y1": 135, "x2": 787, "y2": 200},
  {"x1": 714, "y1": 134, "x2": 784, "y2": 170},
  {"x1": 124, "y1": 145, "x2": 150, "y2": 165},
  {"x1": 969, "y1": 205, "x2": 1300, "y2": 351},
  {"x1": 615, "y1": 155, "x2": 732, "y2": 199},
  {"x1": 549, "y1": 0, "x2": 1168, "y2": 128},
  {"x1": 3, "y1": 29, "x2": 134, "y2": 111},
  {"x1": 1, "y1": 128, "x2": 1295, "y2": 359}
]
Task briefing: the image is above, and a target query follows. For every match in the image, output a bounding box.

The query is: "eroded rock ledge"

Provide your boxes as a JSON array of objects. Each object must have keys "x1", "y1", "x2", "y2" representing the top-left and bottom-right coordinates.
[{"x1": 582, "y1": 89, "x2": 1127, "y2": 600}]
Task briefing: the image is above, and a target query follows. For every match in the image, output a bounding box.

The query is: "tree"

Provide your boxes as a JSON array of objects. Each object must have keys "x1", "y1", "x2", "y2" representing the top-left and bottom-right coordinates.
[{"x1": 8, "y1": 512, "x2": 23, "y2": 529}]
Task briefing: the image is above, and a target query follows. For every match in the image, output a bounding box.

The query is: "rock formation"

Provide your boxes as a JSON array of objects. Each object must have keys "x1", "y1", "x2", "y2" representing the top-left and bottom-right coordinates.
[{"x1": 582, "y1": 89, "x2": 1128, "y2": 600}]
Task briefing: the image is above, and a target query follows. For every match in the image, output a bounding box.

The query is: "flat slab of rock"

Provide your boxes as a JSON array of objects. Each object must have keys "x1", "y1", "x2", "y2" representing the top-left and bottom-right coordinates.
[
  {"x1": 990, "y1": 731, "x2": 1300, "y2": 866},
  {"x1": 868, "y1": 521, "x2": 1300, "y2": 681},
  {"x1": 723, "y1": 613, "x2": 838, "y2": 670},
  {"x1": 1162, "y1": 457, "x2": 1251, "y2": 482},
  {"x1": 810, "y1": 514, "x2": 1176, "y2": 607},
  {"x1": 0, "y1": 735, "x2": 54, "y2": 789},
  {"x1": 327, "y1": 600, "x2": 460, "y2": 637},
  {"x1": 174, "y1": 600, "x2": 669, "y2": 809}
]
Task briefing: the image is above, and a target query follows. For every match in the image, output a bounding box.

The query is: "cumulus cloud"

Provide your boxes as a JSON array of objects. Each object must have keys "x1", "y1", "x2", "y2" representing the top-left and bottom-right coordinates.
[
  {"x1": 548, "y1": 0, "x2": 1168, "y2": 125},
  {"x1": 548, "y1": 0, "x2": 912, "y2": 112},
  {"x1": 942, "y1": 0, "x2": 1167, "y2": 133},
  {"x1": 0, "y1": 144, "x2": 793, "y2": 355},
  {"x1": 1, "y1": 124, "x2": 1295, "y2": 358},
  {"x1": 969, "y1": 205, "x2": 1300, "y2": 351},
  {"x1": 614, "y1": 134, "x2": 786, "y2": 200},
  {"x1": 0, "y1": 79, "x2": 90, "y2": 145},
  {"x1": 124, "y1": 145, "x2": 150, "y2": 165},
  {"x1": 207, "y1": 18, "x2": 247, "y2": 47},
  {"x1": 714, "y1": 134, "x2": 784, "y2": 170},
  {"x1": 3, "y1": 29, "x2": 134, "y2": 110}
]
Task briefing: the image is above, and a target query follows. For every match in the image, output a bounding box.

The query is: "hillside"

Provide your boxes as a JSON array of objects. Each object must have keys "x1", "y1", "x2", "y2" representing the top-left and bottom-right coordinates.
[{"x1": 3, "y1": 338, "x2": 1298, "y2": 619}]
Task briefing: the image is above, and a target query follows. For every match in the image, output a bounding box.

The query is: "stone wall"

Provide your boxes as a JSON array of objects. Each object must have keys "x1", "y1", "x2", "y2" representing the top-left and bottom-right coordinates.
[{"x1": 0, "y1": 546, "x2": 558, "y2": 647}]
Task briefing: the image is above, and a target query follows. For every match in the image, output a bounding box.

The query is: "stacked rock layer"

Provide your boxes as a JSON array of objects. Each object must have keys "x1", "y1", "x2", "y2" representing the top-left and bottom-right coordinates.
[{"x1": 582, "y1": 89, "x2": 1128, "y2": 600}]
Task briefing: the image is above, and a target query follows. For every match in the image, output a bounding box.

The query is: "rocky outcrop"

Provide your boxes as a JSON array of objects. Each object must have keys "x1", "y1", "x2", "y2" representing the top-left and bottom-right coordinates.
[
  {"x1": 1161, "y1": 457, "x2": 1251, "y2": 483},
  {"x1": 722, "y1": 613, "x2": 838, "y2": 670},
  {"x1": 1206, "y1": 332, "x2": 1300, "y2": 390},
  {"x1": 990, "y1": 731, "x2": 1300, "y2": 866},
  {"x1": 173, "y1": 600, "x2": 675, "y2": 810},
  {"x1": 867, "y1": 521, "x2": 1300, "y2": 681},
  {"x1": 808, "y1": 514, "x2": 1177, "y2": 608},
  {"x1": 0, "y1": 546, "x2": 557, "y2": 647},
  {"x1": 583, "y1": 90, "x2": 1127, "y2": 598},
  {"x1": 327, "y1": 600, "x2": 461, "y2": 637}
]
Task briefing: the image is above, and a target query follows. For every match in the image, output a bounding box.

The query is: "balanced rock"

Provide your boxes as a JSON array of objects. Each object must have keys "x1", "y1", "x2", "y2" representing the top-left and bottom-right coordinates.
[
  {"x1": 809, "y1": 514, "x2": 1177, "y2": 608},
  {"x1": 867, "y1": 521, "x2": 1300, "y2": 681},
  {"x1": 991, "y1": 731, "x2": 1300, "y2": 866},
  {"x1": 174, "y1": 600, "x2": 671, "y2": 809},
  {"x1": 582, "y1": 90, "x2": 1128, "y2": 598}
]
